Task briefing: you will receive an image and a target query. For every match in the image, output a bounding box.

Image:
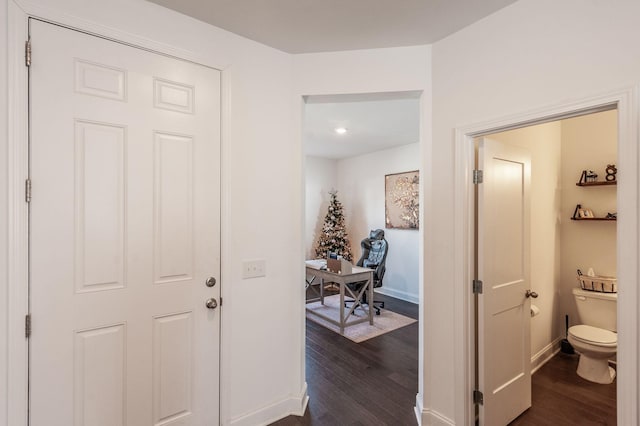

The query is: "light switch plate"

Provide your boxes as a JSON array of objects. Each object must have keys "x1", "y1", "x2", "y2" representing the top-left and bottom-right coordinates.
[{"x1": 242, "y1": 259, "x2": 266, "y2": 279}]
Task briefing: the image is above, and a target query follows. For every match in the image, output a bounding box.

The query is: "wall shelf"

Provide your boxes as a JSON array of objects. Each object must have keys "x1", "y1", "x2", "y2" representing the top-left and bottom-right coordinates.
[
  {"x1": 576, "y1": 181, "x2": 617, "y2": 187},
  {"x1": 570, "y1": 217, "x2": 616, "y2": 221},
  {"x1": 573, "y1": 172, "x2": 616, "y2": 221}
]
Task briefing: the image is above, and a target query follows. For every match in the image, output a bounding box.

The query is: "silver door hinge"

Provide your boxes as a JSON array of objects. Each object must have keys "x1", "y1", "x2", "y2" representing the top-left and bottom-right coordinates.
[
  {"x1": 25, "y1": 314, "x2": 31, "y2": 338},
  {"x1": 473, "y1": 279, "x2": 483, "y2": 294},
  {"x1": 473, "y1": 390, "x2": 484, "y2": 405},
  {"x1": 25, "y1": 40, "x2": 31, "y2": 67},
  {"x1": 25, "y1": 179, "x2": 32, "y2": 203},
  {"x1": 473, "y1": 169, "x2": 483, "y2": 184}
]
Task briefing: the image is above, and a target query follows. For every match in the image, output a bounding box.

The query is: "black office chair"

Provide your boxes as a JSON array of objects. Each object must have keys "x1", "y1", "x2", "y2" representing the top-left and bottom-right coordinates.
[{"x1": 345, "y1": 229, "x2": 388, "y2": 315}]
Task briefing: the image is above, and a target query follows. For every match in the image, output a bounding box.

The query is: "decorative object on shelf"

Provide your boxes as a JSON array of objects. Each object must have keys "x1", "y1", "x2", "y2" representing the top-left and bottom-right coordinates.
[
  {"x1": 573, "y1": 169, "x2": 617, "y2": 220},
  {"x1": 385, "y1": 170, "x2": 419, "y2": 229},
  {"x1": 579, "y1": 169, "x2": 599, "y2": 184},
  {"x1": 605, "y1": 164, "x2": 617, "y2": 182},
  {"x1": 314, "y1": 190, "x2": 353, "y2": 261},
  {"x1": 572, "y1": 204, "x2": 594, "y2": 219},
  {"x1": 577, "y1": 268, "x2": 617, "y2": 293}
]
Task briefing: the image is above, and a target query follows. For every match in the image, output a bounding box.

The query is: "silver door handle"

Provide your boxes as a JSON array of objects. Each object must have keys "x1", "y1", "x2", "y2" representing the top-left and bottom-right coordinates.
[
  {"x1": 525, "y1": 290, "x2": 538, "y2": 298},
  {"x1": 205, "y1": 298, "x2": 218, "y2": 309}
]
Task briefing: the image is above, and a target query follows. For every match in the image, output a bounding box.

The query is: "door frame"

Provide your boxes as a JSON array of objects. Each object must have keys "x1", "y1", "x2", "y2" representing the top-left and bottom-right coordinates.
[
  {"x1": 6, "y1": 2, "x2": 228, "y2": 424},
  {"x1": 453, "y1": 87, "x2": 639, "y2": 425}
]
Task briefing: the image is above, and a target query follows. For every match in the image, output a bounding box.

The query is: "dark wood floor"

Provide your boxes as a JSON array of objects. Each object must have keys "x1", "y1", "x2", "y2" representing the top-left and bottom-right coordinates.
[
  {"x1": 272, "y1": 291, "x2": 616, "y2": 426},
  {"x1": 271, "y1": 292, "x2": 420, "y2": 426},
  {"x1": 510, "y1": 352, "x2": 616, "y2": 425}
]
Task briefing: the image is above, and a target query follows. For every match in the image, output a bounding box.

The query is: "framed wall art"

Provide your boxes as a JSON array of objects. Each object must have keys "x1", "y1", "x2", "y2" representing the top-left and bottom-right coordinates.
[{"x1": 385, "y1": 170, "x2": 419, "y2": 229}]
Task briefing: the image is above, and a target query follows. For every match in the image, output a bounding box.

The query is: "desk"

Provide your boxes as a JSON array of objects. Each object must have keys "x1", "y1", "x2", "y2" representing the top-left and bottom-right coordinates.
[{"x1": 305, "y1": 263, "x2": 374, "y2": 334}]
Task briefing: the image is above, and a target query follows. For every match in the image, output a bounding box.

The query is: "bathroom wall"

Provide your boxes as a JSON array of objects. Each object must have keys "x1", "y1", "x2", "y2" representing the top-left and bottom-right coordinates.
[
  {"x1": 485, "y1": 121, "x2": 563, "y2": 365},
  {"x1": 560, "y1": 110, "x2": 618, "y2": 329}
]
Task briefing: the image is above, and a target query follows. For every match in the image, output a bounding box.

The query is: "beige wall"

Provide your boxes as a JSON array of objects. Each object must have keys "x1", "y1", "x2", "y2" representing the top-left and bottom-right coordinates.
[
  {"x1": 487, "y1": 121, "x2": 563, "y2": 361},
  {"x1": 560, "y1": 110, "x2": 617, "y2": 329}
]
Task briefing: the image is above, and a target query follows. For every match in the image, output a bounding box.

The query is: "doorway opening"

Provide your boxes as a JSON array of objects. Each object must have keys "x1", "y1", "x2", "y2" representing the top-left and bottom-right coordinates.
[
  {"x1": 300, "y1": 91, "x2": 422, "y2": 422},
  {"x1": 453, "y1": 87, "x2": 639, "y2": 425},
  {"x1": 474, "y1": 108, "x2": 618, "y2": 425}
]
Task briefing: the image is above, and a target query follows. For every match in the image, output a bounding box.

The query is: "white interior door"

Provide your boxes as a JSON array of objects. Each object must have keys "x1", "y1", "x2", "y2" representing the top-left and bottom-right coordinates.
[
  {"x1": 478, "y1": 138, "x2": 532, "y2": 425},
  {"x1": 29, "y1": 20, "x2": 221, "y2": 425}
]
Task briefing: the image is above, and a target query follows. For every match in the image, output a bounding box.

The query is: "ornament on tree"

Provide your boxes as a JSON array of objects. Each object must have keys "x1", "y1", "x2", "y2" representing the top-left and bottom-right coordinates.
[{"x1": 315, "y1": 190, "x2": 353, "y2": 261}]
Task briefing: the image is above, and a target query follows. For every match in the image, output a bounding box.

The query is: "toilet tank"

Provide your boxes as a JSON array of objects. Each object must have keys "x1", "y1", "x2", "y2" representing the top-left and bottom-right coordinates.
[{"x1": 573, "y1": 287, "x2": 617, "y2": 331}]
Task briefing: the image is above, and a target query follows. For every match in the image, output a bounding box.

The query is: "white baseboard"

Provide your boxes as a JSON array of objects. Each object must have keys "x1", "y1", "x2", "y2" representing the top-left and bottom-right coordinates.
[
  {"x1": 229, "y1": 382, "x2": 309, "y2": 426},
  {"x1": 375, "y1": 287, "x2": 419, "y2": 304},
  {"x1": 531, "y1": 338, "x2": 561, "y2": 374},
  {"x1": 414, "y1": 394, "x2": 423, "y2": 425},
  {"x1": 414, "y1": 395, "x2": 455, "y2": 426}
]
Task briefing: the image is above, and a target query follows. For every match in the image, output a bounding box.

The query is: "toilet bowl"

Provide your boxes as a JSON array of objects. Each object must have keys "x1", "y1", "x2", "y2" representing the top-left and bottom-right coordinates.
[
  {"x1": 568, "y1": 324, "x2": 617, "y2": 384},
  {"x1": 569, "y1": 288, "x2": 617, "y2": 384}
]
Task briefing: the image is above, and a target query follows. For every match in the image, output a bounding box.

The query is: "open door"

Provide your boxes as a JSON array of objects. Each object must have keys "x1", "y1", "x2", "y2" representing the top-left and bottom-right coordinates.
[{"x1": 477, "y1": 138, "x2": 532, "y2": 425}]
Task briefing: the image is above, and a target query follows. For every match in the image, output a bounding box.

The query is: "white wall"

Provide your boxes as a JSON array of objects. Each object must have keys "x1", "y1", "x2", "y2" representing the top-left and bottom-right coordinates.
[
  {"x1": 560, "y1": 110, "x2": 617, "y2": 329},
  {"x1": 431, "y1": 0, "x2": 640, "y2": 423},
  {"x1": 487, "y1": 122, "x2": 563, "y2": 364},
  {"x1": 1, "y1": 1, "x2": 304, "y2": 424},
  {"x1": 305, "y1": 144, "x2": 420, "y2": 302},
  {"x1": 337, "y1": 143, "x2": 420, "y2": 303},
  {"x1": 304, "y1": 156, "x2": 338, "y2": 259}
]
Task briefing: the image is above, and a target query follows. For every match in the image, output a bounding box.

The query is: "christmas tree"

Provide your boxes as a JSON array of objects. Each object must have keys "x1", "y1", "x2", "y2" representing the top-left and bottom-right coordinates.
[{"x1": 315, "y1": 190, "x2": 353, "y2": 261}]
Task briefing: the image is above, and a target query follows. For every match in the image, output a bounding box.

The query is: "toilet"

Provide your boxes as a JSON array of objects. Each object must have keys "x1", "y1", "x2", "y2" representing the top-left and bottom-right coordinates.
[{"x1": 568, "y1": 288, "x2": 617, "y2": 384}]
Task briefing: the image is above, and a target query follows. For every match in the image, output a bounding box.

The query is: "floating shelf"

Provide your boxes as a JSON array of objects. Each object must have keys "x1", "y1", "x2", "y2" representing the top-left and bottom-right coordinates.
[
  {"x1": 570, "y1": 217, "x2": 617, "y2": 221},
  {"x1": 576, "y1": 181, "x2": 617, "y2": 187}
]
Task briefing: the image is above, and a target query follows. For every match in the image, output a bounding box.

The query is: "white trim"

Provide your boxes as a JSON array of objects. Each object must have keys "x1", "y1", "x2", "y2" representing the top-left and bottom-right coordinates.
[
  {"x1": 375, "y1": 287, "x2": 419, "y2": 304},
  {"x1": 7, "y1": 2, "x2": 230, "y2": 425},
  {"x1": 13, "y1": 0, "x2": 227, "y2": 71},
  {"x1": 7, "y1": 3, "x2": 29, "y2": 425},
  {"x1": 228, "y1": 384, "x2": 309, "y2": 426},
  {"x1": 219, "y1": 64, "x2": 233, "y2": 426},
  {"x1": 414, "y1": 393, "x2": 423, "y2": 425},
  {"x1": 530, "y1": 339, "x2": 561, "y2": 375},
  {"x1": 416, "y1": 406, "x2": 455, "y2": 426},
  {"x1": 454, "y1": 87, "x2": 638, "y2": 425}
]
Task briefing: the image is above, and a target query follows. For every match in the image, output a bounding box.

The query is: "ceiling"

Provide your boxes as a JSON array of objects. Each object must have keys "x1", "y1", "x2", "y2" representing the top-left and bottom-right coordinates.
[
  {"x1": 146, "y1": 0, "x2": 516, "y2": 157},
  {"x1": 304, "y1": 92, "x2": 420, "y2": 160},
  {"x1": 146, "y1": 0, "x2": 518, "y2": 54}
]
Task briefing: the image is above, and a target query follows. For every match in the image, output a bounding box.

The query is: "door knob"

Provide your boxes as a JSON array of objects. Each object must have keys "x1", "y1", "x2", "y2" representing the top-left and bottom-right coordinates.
[
  {"x1": 205, "y1": 298, "x2": 218, "y2": 309},
  {"x1": 206, "y1": 277, "x2": 217, "y2": 287},
  {"x1": 525, "y1": 290, "x2": 538, "y2": 298}
]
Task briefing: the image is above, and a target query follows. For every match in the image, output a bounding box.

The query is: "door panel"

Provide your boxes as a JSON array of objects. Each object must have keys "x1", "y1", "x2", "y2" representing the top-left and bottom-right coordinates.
[
  {"x1": 478, "y1": 138, "x2": 531, "y2": 426},
  {"x1": 29, "y1": 20, "x2": 221, "y2": 425}
]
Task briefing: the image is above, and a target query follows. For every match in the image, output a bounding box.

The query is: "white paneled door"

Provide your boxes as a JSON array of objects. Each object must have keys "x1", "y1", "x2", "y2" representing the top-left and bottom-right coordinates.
[
  {"x1": 478, "y1": 138, "x2": 532, "y2": 425},
  {"x1": 29, "y1": 20, "x2": 221, "y2": 425}
]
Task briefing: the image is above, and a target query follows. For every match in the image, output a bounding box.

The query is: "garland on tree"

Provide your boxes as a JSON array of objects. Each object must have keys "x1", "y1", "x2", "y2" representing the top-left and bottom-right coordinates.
[{"x1": 315, "y1": 190, "x2": 353, "y2": 261}]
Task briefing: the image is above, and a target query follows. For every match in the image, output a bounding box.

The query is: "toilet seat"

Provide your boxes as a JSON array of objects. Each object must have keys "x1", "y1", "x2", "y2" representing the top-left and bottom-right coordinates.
[{"x1": 569, "y1": 324, "x2": 617, "y2": 347}]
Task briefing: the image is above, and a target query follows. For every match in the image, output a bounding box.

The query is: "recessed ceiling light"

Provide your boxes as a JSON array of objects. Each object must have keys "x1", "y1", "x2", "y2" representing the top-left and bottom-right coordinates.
[{"x1": 335, "y1": 127, "x2": 348, "y2": 134}]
